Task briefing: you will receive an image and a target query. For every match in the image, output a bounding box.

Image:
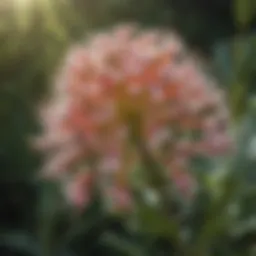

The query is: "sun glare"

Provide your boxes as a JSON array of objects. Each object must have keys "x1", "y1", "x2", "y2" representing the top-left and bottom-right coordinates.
[{"x1": 10, "y1": 0, "x2": 57, "y2": 31}]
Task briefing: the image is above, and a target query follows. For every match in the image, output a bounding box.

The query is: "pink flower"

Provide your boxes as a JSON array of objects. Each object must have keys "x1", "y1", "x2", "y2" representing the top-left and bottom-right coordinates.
[
  {"x1": 65, "y1": 172, "x2": 93, "y2": 208},
  {"x1": 35, "y1": 24, "x2": 232, "y2": 210},
  {"x1": 107, "y1": 186, "x2": 133, "y2": 212}
]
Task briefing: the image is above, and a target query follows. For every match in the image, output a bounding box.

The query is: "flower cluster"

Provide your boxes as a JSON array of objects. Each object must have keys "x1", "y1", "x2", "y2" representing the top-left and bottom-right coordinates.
[{"x1": 35, "y1": 24, "x2": 232, "y2": 210}]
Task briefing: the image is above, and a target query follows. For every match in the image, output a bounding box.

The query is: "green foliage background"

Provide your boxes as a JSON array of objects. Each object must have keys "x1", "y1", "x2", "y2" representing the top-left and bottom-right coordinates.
[{"x1": 0, "y1": 0, "x2": 255, "y2": 255}]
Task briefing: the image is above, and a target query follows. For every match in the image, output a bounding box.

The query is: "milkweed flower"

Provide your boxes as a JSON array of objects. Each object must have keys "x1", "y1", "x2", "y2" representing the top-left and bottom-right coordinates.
[{"x1": 35, "y1": 24, "x2": 232, "y2": 210}]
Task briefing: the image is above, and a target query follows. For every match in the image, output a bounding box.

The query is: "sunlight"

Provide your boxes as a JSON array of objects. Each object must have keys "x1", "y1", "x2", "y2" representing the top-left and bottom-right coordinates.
[
  {"x1": 14, "y1": 0, "x2": 36, "y2": 10},
  {"x1": 11, "y1": 0, "x2": 57, "y2": 32},
  {"x1": 15, "y1": 0, "x2": 33, "y2": 5},
  {"x1": 12, "y1": 0, "x2": 36, "y2": 31}
]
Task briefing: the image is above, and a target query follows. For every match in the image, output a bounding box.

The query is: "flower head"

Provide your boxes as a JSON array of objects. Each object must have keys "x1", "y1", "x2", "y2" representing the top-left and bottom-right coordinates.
[{"x1": 35, "y1": 24, "x2": 232, "y2": 209}]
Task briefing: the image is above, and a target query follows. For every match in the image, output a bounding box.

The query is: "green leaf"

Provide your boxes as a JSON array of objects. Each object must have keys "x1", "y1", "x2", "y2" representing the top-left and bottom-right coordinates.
[
  {"x1": 61, "y1": 196, "x2": 105, "y2": 244},
  {"x1": 135, "y1": 202, "x2": 183, "y2": 252},
  {"x1": 231, "y1": 218, "x2": 256, "y2": 238},
  {"x1": 190, "y1": 171, "x2": 239, "y2": 256},
  {"x1": 101, "y1": 233, "x2": 145, "y2": 256},
  {"x1": 0, "y1": 232, "x2": 41, "y2": 256},
  {"x1": 37, "y1": 181, "x2": 66, "y2": 256},
  {"x1": 233, "y1": 0, "x2": 256, "y2": 29}
]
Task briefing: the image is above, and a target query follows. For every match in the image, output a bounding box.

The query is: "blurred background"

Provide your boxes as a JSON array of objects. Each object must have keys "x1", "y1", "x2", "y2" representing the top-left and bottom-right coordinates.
[{"x1": 0, "y1": 0, "x2": 255, "y2": 255}]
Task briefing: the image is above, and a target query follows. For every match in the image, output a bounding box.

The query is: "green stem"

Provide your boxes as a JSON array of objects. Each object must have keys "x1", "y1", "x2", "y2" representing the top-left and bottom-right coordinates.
[{"x1": 135, "y1": 139, "x2": 185, "y2": 254}]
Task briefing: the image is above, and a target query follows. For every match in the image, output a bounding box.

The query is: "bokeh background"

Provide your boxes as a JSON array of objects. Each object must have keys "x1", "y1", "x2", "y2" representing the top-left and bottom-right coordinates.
[{"x1": 0, "y1": 0, "x2": 255, "y2": 255}]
